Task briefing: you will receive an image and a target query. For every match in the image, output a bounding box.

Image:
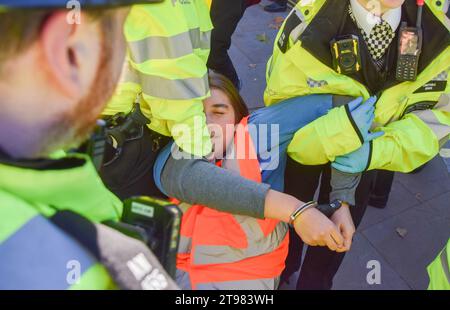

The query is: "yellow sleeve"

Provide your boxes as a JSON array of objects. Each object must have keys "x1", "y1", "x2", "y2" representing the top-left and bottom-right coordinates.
[
  {"x1": 368, "y1": 109, "x2": 450, "y2": 172},
  {"x1": 287, "y1": 105, "x2": 363, "y2": 165},
  {"x1": 103, "y1": 59, "x2": 142, "y2": 117},
  {"x1": 145, "y1": 95, "x2": 212, "y2": 157}
]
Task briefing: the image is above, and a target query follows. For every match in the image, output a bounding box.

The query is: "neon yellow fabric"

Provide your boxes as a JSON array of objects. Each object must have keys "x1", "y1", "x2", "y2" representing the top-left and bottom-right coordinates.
[
  {"x1": 288, "y1": 105, "x2": 362, "y2": 164},
  {"x1": 265, "y1": 0, "x2": 450, "y2": 171},
  {"x1": 69, "y1": 264, "x2": 117, "y2": 290},
  {"x1": 368, "y1": 50, "x2": 450, "y2": 172},
  {"x1": 0, "y1": 154, "x2": 123, "y2": 289},
  {"x1": 104, "y1": 1, "x2": 213, "y2": 157},
  {"x1": 427, "y1": 239, "x2": 450, "y2": 290}
]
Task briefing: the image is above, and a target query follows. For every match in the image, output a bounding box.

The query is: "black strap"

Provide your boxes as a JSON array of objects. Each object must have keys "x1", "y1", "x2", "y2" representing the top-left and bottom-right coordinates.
[
  {"x1": 332, "y1": 95, "x2": 355, "y2": 107},
  {"x1": 278, "y1": 10, "x2": 302, "y2": 53},
  {"x1": 50, "y1": 210, "x2": 178, "y2": 290}
]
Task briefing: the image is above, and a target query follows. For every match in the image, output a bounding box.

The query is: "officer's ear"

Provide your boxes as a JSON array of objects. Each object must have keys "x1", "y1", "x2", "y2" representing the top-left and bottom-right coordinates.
[{"x1": 39, "y1": 11, "x2": 101, "y2": 100}]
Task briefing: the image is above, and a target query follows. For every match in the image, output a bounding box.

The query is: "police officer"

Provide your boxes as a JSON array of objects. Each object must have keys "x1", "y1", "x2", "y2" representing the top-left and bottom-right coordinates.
[
  {"x1": 0, "y1": 0, "x2": 177, "y2": 290},
  {"x1": 99, "y1": 0, "x2": 214, "y2": 200},
  {"x1": 92, "y1": 0, "x2": 362, "y2": 269},
  {"x1": 265, "y1": 0, "x2": 449, "y2": 289}
]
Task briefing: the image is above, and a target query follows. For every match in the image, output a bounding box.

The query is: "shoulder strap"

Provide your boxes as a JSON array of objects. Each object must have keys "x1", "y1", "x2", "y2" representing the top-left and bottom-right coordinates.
[{"x1": 50, "y1": 210, "x2": 178, "y2": 290}]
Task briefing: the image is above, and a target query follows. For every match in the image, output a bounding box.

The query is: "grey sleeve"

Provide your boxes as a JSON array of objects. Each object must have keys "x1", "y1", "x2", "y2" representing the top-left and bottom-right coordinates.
[
  {"x1": 330, "y1": 168, "x2": 361, "y2": 206},
  {"x1": 160, "y1": 151, "x2": 270, "y2": 219}
]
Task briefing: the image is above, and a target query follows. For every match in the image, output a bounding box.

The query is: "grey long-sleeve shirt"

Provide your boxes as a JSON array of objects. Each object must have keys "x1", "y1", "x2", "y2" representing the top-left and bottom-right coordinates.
[
  {"x1": 161, "y1": 154, "x2": 270, "y2": 219},
  {"x1": 160, "y1": 152, "x2": 360, "y2": 220}
]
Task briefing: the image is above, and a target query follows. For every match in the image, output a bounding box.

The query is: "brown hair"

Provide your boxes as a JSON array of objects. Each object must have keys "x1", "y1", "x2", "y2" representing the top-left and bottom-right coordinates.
[{"x1": 208, "y1": 71, "x2": 249, "y2": 124}]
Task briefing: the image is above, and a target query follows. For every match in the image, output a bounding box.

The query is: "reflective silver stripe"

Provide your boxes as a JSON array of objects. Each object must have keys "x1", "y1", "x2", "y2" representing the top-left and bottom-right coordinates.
[
  {"x1": 412, "y1": 109, "x2": 450, "y2": 143},
  {"x1": 190, "y1": 29, "x2": 211, "y2": 51},
  {"x1": 138, "y1": 71, "x2": 209, "y2": 100},
  {"x1": 175, "y1": 269, "x2": 192, "y2": 290},
  {"x1": 442, "y1": 0, "x2": 450, "y2": 30},
  {"x1": 193, "y1": 221, "x2": 288, "y2": 265},
  {"x1": 440, "y1": 246, "x2": 450, "y2": 284},
  {"x1": 290, "y1": 8, "x2": 308, "y2": 42},
  {"x1": 120, "y1": 60, "x2": 140, "y2": 84},
  {"x1": 196, "y1": 277, "x2": 280, "y2": 290},
  {"x1": 178, "y1": 236, "x2": 192, "y2": 254},
  {"x1": 128, "y1": 28, "x2": 211, "y2": 64}
]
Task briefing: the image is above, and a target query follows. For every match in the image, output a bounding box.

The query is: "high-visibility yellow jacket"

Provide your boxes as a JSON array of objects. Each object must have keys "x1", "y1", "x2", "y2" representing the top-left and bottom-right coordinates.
[
  {"x1": 265, "y1": 0, "x2": 450, "y2": 173},
  {"x1": 427, "y1": 239, "x2": 450, "y2": 290},
  {"x1": 0, "y1": 154, "x2": 121, "y2": 289},
  {"x1": 103, "y1": 1, "x2": 213, "y2": 157}
]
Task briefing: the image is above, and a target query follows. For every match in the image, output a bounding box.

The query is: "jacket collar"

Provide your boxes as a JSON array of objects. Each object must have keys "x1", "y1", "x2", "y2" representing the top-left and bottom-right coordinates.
[{"x1": 0, "y1": 151, "x2": 122, "y2": 222}]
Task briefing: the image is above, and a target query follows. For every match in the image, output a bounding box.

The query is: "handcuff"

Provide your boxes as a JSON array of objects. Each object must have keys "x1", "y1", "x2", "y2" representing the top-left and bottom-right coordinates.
[{"x1": 289, "y1": 199, "x2": 344, "y2": 225}]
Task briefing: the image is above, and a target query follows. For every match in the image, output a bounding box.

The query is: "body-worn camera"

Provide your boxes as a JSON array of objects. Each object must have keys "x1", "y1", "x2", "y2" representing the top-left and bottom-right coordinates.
[
  {"x1": 330, "y1": 35, "x2": 362, "y2": 75},
  {"x1": 105, "y1": 197, "x2": 182, "y2": 277}
]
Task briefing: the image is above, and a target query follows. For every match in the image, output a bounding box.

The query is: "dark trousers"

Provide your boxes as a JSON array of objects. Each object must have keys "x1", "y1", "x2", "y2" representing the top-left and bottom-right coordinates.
[
  {"x1": 369, "y1": 170, "x2": 395, "y2": 208},
  {"x1": 282, "y1": 156, "x2": 376, "y2": 290},
  {"x1": 207, "y1": 0, "x2": 247, "y2": 88}
]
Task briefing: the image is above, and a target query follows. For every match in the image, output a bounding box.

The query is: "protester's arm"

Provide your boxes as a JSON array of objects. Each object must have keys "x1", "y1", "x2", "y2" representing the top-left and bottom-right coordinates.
[
  {"x1": 161, "y1": 152, "x2": 269, "y2": 219},
  {"x1": 159, "y1": 150, "x2": 345, "y2": 251}
]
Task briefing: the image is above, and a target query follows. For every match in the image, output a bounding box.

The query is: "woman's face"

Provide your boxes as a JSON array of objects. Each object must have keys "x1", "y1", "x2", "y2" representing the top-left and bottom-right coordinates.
[{"x1": 203, "y1": 88, "x2": 237, "y2": 159}]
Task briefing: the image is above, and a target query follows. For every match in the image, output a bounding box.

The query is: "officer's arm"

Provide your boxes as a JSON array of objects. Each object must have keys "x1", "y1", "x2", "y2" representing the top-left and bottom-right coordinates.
[
  {"x1": 147, "y1": 96, "x2": 212, "y2": 157},
  {"x1": 368, "y1": 108, "x2": 450, "y2": 172},
  {"x1": 287, "y1": 104, "x2": 364, "y2": 165},
  {"x1": 122, "y1": 5, "x2": 213, "y2": 157},
  {"x1": 103, "y1": 59, "x2": 143, "y2": 117}
]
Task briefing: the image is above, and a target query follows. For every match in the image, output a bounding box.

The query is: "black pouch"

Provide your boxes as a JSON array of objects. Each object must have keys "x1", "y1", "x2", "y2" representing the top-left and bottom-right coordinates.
[{"x1": 99, "y1": 110, "x2": 171, "y2": 201}]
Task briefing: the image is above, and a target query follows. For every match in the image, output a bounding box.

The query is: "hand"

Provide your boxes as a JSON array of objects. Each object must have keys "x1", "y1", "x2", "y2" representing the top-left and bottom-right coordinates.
[
  {"x1": 332, "y1": 141, "x2": 371, "y2": 173},
  {"x1": 331, "y1": 204, "x2": 355, "y2": 252},
  {"x1": 348, "y1": 96, "x2": 384, "y2": 142},
  {"x1": 292, "y1": 207, "x2": 345, "y2": 252}
]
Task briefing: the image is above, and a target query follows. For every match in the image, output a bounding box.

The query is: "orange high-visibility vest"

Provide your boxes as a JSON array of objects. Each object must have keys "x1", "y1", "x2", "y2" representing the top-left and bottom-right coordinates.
[{"x1": 176, "y1": 116, "x2": 289, "y2": 290}]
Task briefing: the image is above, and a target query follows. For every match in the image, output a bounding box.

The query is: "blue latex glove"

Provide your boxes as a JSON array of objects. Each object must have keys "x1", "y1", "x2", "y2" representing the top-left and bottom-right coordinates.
[
  {"x1": 348, "y1": 96, "x2": 384, "y2": 142},
  {"x1": 332, "y1": 142, "x2": 371, "y2": 173}
]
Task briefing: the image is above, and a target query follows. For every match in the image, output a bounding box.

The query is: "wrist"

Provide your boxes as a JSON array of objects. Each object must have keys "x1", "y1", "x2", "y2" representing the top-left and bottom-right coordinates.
[
  {"x1": 316, "y1": 199, "x2": 344, "y2": 218},
  {"x1": 289, "y1": 201, "x2": 318, "y2": 225},
  {"x1": 264, "y1": 190, "x2": 304, "y2": 223},
  {"x1": 344, "y1": 104, "x2": 364, "y2": 146}
]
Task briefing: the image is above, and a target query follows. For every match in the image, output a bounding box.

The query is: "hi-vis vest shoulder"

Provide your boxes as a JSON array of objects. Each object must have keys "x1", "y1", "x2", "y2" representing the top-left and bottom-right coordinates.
[
  {"x1": 427, "y1": 238, "x2": 450, "y2": 290},
  {"x1": 103, "y1": 1, "x2": 213, "y2": 157},
  {"x1": 175, "y1": 117, "x2": 289, "y2": 290},
  {"x1": 265, "y1": 0, "x2": 450, "y2": 173},
  {"x1": 0, "y1": 154, "x2": 177, "y2": 290},
  {"x1": 0, "y1": 154, "x2": 121, "y2": 289}
]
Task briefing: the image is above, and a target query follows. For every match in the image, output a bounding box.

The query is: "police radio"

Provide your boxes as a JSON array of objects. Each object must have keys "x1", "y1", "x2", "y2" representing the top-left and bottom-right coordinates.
[{"x1": 395, "y1": 0, "x2": 424, "y2": 81}]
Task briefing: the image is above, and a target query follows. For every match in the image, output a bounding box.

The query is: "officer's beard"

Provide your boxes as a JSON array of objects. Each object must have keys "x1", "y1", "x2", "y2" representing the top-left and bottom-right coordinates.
[{"x1": 41, "y1": 14, "x2": 123, "y2": 157}]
